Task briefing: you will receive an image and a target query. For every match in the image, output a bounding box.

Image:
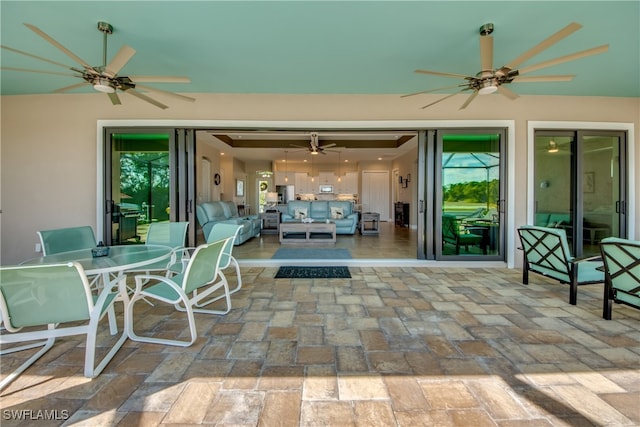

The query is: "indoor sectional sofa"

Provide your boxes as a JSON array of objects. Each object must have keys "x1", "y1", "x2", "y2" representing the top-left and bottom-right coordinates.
[
  {"x1": 281, "y1": 200, "x2": 358, "y2": 234},
  {"x1": 196, "y1": 201, "x2": 261, "y2": 245}
]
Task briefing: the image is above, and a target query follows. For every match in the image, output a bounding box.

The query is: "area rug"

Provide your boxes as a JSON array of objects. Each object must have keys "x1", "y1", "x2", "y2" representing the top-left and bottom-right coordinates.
[
  {"x1": 272, "y1": 248, "x2": 352, "y2": 260},
  {"x1": 275, "y1": 266, "x2": 352, "y2": 279}
]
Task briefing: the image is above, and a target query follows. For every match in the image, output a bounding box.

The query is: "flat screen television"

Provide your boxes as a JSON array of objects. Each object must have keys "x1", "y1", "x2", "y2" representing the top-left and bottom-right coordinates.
[{"x1": 319, "y1": 185, "x2": 334, "y2": 193}]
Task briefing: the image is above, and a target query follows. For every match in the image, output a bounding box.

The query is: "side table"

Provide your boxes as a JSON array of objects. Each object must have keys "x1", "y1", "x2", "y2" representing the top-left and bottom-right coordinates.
[
  {"x1": 360, "y1": 212, "x2": 380, "y2": 235},
  {"x1": 261, "y1": 211, "x2": 280, "y2": 234}
]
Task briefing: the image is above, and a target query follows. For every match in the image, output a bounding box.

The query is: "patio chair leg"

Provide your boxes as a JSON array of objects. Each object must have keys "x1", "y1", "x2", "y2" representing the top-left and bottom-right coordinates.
[
  {"x1": 125, "y1": 292, "x2": 196, "y2": 347},
  {"x1": 0, "y1": 336, "x2": 55, "y2": 392},
  {"x1": 570, "y1": 277, "x2": 578, "y2": 305},
  {"x1": 603, "y1": 278, "x2": 613, "y2": 320}
]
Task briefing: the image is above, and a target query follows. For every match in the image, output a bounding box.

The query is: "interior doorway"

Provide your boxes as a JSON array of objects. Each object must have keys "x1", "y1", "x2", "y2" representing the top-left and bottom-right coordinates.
[{"x1": 361, "y1": 170, "x2": 390, "y2": 221}]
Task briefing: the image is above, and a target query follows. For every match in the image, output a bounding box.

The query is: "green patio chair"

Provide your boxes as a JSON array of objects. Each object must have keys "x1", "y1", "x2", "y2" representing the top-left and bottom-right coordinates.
[
  {"x1": 599, "y1": 237, "x2": 640, "y2": 320},
  {"x1": 195, "y1": 223, "x2": 243, "y2": 305},
  {"x1": 442, "y1": 214, "x2": 485, "y2": 254},
  {"x1": 37, "y1": 225, "x2": 97, "y2": 255},
  {"x1": 126, "y1": 237, "x2": 234, "y2": 347},
  {"x1": 36, "y1": 225, "x2": 103, "y2": 292},
  {"x1": 127, "y1": 221, "x2": 190, "y2": 276},
  {"x1": 0, "y1": 262, "x2": 127, "y2": 391},
  {"x1": 517, "y1": 225, "x2": 604, "y2": 305}
]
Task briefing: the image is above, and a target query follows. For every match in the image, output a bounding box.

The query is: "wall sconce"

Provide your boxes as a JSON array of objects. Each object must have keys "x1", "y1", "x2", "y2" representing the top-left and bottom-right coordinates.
[{"x1": 399, "y1": 174, "x2": 410, "y2": 188}]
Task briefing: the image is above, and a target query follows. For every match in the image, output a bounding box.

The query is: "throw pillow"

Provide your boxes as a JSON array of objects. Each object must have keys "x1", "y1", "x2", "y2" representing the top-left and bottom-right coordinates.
[
  {"x1": 330, "y1": 207, "x2": 344, "y2": 219},
  {"x1": 294, "y1": 208, "x2": 307, "y2": 219}
]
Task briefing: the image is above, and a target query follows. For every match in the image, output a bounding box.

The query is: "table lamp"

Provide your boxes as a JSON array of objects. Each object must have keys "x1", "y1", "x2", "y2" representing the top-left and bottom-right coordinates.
[{"x1": 266, "y1": 192, "x2": 278, "y2": 209}]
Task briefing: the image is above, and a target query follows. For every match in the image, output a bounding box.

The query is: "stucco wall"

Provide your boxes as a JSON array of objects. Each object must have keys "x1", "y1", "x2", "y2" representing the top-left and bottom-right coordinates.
[{"x1": 1, "y1": 92, "x2": 638, "y2": 264}]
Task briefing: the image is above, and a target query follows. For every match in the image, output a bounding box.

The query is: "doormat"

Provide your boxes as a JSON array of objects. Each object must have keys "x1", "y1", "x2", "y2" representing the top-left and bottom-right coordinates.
[
  {"x1": 275, "y1": 266, "x2": 352, "y2": 279},
  {"x1": 272, "y1": 248, "x2": 352, "y2": 260}
]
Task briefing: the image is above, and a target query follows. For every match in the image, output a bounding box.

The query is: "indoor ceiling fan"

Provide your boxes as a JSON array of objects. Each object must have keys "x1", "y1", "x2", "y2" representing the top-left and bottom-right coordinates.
[
  {"x1": 290, "y1": 132, "x2": 338, "y2": 155},
  {"x1": 1, "y1": 22, "x2": 195, "y2": 109},
  {"x1": 403, "y1": 22, "x2": 609, "y2": 110}
]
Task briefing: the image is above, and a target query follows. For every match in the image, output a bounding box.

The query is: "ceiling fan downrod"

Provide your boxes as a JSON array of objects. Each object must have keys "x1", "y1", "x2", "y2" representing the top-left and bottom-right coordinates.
[{"x1": 97, "y1": 21, "x2": 113, "y2": 68}]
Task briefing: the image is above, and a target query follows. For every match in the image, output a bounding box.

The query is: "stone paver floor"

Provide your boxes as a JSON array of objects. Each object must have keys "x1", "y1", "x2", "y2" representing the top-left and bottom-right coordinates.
[{"x1": 1, "y1": 267, "x2": 639, "y2": 426}]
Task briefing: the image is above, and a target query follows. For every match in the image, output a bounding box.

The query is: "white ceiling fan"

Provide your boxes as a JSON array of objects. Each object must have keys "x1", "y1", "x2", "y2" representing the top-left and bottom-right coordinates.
[
  {"x1": 403, "y1": 22, "x2": 609, "y2": 110},
  {"x1": 290, "y1": 132, "x2": 338, "y2": 155},
  {"x1": 1, "y1": 22, "x2": 195, "y2": 109}
]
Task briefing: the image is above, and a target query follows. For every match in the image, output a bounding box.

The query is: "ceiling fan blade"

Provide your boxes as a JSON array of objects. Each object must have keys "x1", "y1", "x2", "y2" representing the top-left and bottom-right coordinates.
[
  {"x1": 401, "y1": 83, "x2": 468, "y2": 98},
  {"x1": 128, "y1": 76, "x2": 191, "y2": 83},
  {"x1": 1, "y1": 66, "x2": 77, "y2": 77},
  {"x1": 1, "y1": 44, "x2": 73, "y2": 70},
  {"x1": 414, "y1": 69, "x2": 474, "y2": 79},
  {"x1": 103, "y1": 45, "x2": 136, "y2": 78},
  {"x1": 134, "y1": 84, "x2": 196, "y2": 103},
  {"x1": 459, "y1": 91, "x2": 479, "y2": 110},
  {"x1": 503, "y1": 22, "x2": 583, "y2": 70},
  {"x1": 126, "y1": 88, "x2": 168, "y2": 109},
  {"x1": 318, "y1": 143, "x2": 336, "y2": 149},
  {"x1": 290, "y1": 144, "x2": 308, "y2": 149},
  {"x1": 518, "y1": 44, "x2": 609, "y2": 75},
  {"x1": 512, "y1": 75, "x2": 575, "y2": 82},
  {"x1": 54, "y1": 81, "x2": 89, "y2": 93},
  {"x1": 108, "y1": 92, "x2": 122, "y2": 105},
  {"x1": 420, "y1": 91, "x2": 461, "y2": 109},
  {"x1": 24, "y1": 23, "x2": 95, "y2": 72},
  {"x1": 497, "y1": 85, "x2": 519, "y2": 100},
  {"x1": 480, "y1": 35, "x2": 493, "y2": 71}
]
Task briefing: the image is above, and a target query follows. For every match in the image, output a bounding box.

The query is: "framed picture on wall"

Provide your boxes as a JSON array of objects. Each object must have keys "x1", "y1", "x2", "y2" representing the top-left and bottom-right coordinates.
[
  {"x1": 584, "y1": 172, "x2": 595, "y2": 193},
  {"x1": 236, "y1": 179, "x2": 245, "y2": 197}
]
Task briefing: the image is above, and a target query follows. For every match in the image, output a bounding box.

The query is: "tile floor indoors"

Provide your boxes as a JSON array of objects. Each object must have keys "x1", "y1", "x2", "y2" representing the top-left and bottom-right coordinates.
[{"x1": 1, "y1": 262, "x2": 639, "y2": 426}]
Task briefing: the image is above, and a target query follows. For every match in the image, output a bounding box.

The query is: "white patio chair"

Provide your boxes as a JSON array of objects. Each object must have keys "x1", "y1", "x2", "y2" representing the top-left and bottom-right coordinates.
[
  {"x1": 193, "y1": 223, "x2": 243, "y2": 307},
  {"x1": 126, "y1": 237, "x2": 234, "y2": 347},
  {"x1": 37, "y1": 225, "x2": 97, "y2": 255},
  {"x1": 0, "y1": 262, "x2": 127, "y2": 392},
  {"x1": 127, "y1": 221, "x2": 190, "y2": 277}
]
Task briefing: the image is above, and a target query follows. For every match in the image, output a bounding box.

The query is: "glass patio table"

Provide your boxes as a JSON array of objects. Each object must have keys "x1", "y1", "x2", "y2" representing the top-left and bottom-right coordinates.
[{"x1": 22, "y1": 245, "x2": 173, "y2": 333}]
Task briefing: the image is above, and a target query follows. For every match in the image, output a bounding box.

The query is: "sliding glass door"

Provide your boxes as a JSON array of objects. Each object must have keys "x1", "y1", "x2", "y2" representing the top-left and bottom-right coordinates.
[
  {"x1": 103, "y1": 128, "x2": 196, "y2": 246},
  {"x1": 434, "y1": 130, "x2": 506, "y2": 260},
  {"x1": 534, "y1": 130, "x2": 627, "y2": 257}
]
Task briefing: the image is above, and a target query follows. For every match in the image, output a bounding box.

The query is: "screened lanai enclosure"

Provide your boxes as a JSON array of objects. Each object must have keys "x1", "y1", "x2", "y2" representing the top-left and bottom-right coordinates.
[{"x1": 439, "y1": 133, "x2": 503, "y2": 258}]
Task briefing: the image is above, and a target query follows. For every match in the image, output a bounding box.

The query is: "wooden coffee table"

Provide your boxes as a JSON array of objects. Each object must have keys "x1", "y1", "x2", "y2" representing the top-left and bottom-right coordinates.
[{"x1": 279, "y1": 221, "x2": 336, "y2": 244}]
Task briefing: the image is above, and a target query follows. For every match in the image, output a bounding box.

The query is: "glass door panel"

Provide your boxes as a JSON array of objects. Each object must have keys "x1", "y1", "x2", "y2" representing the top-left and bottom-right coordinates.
[
  {"x1": 534, "y1": 131, "x2": 626, "y2": 257},
  {"x1": 105, "y1": 131, "x2": 173, "y2": 245},
  {"x1": 581, "y1": 134, "x2": 624, "y2": 256},
  {"x1": 437, "y1": 132, "x2": 504, "y2": 259},
  {"x1": 534, "y1": 134, "x2": 574, "y2": 250}
]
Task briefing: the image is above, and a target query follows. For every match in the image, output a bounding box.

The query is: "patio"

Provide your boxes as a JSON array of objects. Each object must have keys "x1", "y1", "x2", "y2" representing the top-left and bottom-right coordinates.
[{"x1": 1, "y1": 266, "x2": 638, "y2": 426}]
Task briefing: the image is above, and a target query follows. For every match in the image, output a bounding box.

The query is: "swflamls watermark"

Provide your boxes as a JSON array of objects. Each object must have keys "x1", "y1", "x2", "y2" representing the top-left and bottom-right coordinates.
[{"x1": 2, "y1": 409, "x2": 70, "y2": 421}]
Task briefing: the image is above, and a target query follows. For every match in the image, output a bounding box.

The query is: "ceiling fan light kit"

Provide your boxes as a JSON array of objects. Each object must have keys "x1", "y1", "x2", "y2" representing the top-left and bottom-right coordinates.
[
  {"x1": 1, "y1": 21, "x2": 195, "y2": 109},
  {"x1": 404, "y1": 22, "x2": 608, "y2": 110},
  {"x1": 93, "y1": 77, "x2": 115, "y2": 93}
]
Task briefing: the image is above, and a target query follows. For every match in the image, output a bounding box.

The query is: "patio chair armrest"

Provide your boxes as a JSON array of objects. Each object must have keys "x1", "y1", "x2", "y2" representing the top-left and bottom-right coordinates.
[
  {"x1": 133, "y1": 274, "x2": 174, "y2": 292},
  {"x1": 572, "y1": 255, "x2": 602, "y2": 264}
]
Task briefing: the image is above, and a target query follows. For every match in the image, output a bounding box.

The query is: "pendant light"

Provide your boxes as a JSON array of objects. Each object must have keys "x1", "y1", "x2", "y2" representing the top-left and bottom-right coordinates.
[
  {"x1": 311, "y1": 154, "x2": 315, "y2": 182},
  {"x1": 284, "y1": 150, "x2": 288, "y2": 182}
]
